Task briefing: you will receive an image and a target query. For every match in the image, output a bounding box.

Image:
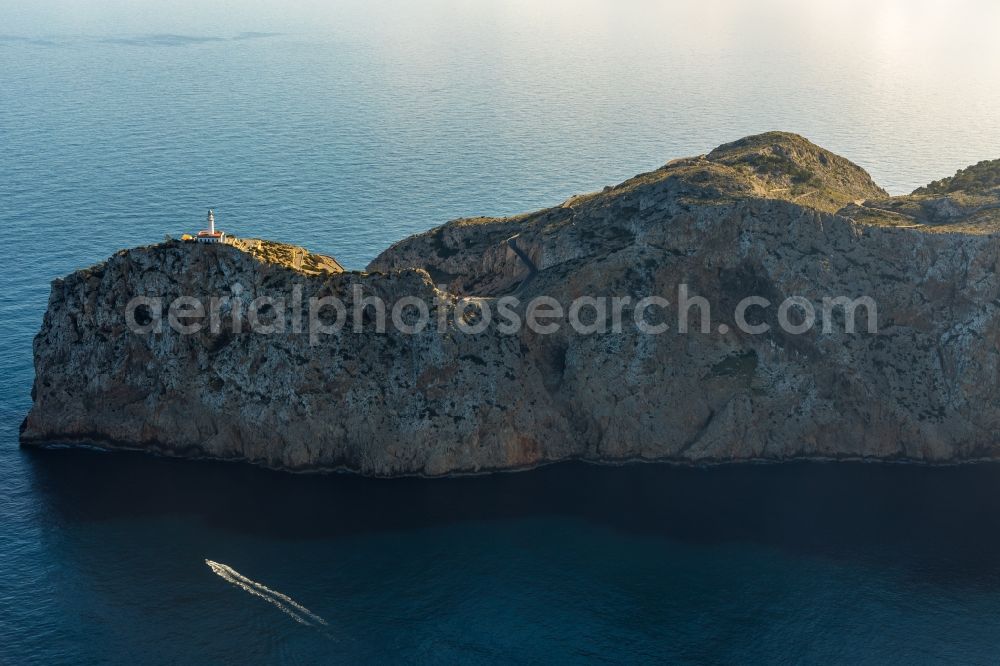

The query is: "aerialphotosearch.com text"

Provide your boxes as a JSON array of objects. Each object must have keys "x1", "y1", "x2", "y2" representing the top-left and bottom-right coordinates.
[{"x1": 124, "y1": 283, "x2": 879, "y2": 344}]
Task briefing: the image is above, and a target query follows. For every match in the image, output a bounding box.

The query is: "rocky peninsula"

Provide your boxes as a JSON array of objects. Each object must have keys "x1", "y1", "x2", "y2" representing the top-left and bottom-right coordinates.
[{"x1": 20, "y1": 132, "x2": 1000, "y2": 475}]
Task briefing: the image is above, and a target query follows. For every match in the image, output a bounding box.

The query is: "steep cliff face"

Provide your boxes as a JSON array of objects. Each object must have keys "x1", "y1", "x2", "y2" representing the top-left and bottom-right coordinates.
[{"x1": 21, "y1": 133, "x2": 1000, "y2": 475}]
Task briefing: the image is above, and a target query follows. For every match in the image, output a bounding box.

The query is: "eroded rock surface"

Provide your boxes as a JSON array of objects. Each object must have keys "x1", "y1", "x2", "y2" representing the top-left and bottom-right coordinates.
[{"x1": 21, "y1": 132, "x2": 1000, "y2": 475}]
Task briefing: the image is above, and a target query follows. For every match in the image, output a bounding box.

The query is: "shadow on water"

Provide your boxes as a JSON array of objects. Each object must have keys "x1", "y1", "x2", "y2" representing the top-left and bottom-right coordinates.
[{"x1": 22, "y1": 447, "x2": 1000, "y2": 587}]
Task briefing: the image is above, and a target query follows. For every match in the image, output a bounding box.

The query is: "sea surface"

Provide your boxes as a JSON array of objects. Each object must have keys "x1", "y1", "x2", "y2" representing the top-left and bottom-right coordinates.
[{"x1": 3, "y1": 0, "x2": 1000, "y2": 662}]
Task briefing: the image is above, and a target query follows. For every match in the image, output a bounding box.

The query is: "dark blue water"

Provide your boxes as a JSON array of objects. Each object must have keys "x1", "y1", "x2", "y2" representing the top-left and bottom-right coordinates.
[
  {"x1": 10, "y1": 453, "x2": 1000, "y2": 663},
  {"x1": 4, "y1": 1, "x2": 1000, "y2": 662}
]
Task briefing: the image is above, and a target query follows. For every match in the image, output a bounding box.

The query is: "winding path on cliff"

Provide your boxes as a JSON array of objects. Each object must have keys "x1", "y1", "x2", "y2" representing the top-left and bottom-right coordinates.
[{"x1": 506, "y1": 234, "x2": 538, "y2": 294}]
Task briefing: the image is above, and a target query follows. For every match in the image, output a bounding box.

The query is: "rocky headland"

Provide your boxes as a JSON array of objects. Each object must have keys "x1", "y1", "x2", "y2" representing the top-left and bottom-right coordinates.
[{"x1": 20, "y1": 132, "x2": 1000, "y2": 475}]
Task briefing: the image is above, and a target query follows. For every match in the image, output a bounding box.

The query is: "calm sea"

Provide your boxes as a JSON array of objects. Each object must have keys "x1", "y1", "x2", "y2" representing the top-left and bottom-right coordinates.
[{"x1": 3, "y1": 1, "x2": 1000, "y2": 662}]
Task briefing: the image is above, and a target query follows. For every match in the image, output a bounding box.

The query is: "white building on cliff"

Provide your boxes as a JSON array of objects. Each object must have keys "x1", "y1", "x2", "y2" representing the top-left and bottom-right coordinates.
[{"x1": 193, "y1": 209, "x2": 226, "y2": 243}]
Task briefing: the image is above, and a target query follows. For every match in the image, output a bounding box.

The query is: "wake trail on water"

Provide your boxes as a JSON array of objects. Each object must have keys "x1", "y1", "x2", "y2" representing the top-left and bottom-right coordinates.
[{"x1": 205, "y1": 559, "x2": 329, "y2": 627}]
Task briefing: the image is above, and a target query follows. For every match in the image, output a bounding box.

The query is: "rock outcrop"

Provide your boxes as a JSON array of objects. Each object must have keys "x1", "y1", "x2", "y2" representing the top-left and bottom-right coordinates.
[{"x1": 20, "y1": 132, "x2": 1000, "y2": 475}]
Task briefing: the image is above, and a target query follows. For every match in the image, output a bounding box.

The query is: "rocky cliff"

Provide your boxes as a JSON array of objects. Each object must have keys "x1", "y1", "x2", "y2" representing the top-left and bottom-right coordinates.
[{"x1": 20, "y1": 133, "x2": 1000, "y2": 475}]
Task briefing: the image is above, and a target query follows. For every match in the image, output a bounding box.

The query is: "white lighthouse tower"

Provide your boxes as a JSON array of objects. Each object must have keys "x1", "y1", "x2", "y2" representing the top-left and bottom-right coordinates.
[{"x1": 195, "y1": 209, "x2": 226, "y2": 243}]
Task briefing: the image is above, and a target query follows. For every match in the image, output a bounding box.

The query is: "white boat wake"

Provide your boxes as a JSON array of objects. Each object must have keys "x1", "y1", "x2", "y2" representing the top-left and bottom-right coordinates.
[{"x1": 205, "y1": 559, "x2": 329, "y2": 627}]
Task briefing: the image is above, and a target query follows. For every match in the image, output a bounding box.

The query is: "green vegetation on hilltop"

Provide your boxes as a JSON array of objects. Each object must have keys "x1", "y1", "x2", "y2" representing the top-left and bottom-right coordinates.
[
  {"x1": 913, "y1": 159, "x2": 1000, "y2": 195},
  {"x1": 840, "y1": 159, "x2": 1000, "y2": 233},
  {"x1": 705, "y1": 131, "x2": 888, "y2": 213}
]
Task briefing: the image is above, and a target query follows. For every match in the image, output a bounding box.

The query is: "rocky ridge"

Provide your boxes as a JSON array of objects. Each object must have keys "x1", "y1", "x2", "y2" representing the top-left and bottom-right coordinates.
[{"x1": 20, "y1": 132, "x2": 1000, "y2": 475}]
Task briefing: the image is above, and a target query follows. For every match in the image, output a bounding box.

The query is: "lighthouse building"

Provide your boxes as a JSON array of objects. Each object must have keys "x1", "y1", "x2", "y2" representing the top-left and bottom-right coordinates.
[{"x1": 195, "y1": 210, "x2": 226, "y2": 243}]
